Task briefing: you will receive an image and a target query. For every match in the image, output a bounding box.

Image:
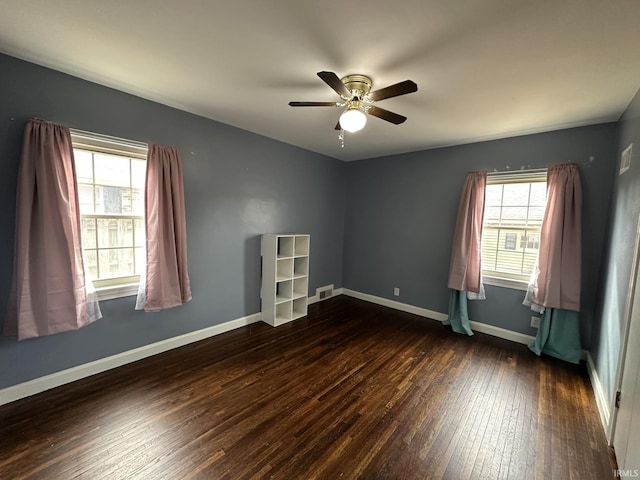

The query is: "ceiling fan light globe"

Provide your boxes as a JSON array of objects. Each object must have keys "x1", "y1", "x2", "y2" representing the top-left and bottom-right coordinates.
[{"x1": 339, "y1": 109, "x2": 367, "y2": 132}]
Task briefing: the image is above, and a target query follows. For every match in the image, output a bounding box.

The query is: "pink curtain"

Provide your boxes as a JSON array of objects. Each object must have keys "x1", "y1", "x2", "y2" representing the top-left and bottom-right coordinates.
[
  {"x1": 528, "y1": 164, "x2": 582, "y2": 311},
  {"x1": 139, "y1": 144, "x2": 192, "y2": 312},
  {"x1": 447, "y1": 171, "x2": 487, "y2": 293},
  {"x1": 4, "y1": 118, "x2": 100, "y2": 340}
]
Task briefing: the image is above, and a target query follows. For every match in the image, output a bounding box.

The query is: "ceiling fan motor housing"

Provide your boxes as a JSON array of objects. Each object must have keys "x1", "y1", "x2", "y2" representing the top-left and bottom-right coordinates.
[{"x1": 341, "y1": 74, "x2": 372, "y2": 100}]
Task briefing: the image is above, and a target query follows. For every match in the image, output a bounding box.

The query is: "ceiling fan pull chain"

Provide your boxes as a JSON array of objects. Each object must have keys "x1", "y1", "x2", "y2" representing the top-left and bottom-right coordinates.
[{"x1": 338, "y1": 129, "x2": 345, "y2": 148}]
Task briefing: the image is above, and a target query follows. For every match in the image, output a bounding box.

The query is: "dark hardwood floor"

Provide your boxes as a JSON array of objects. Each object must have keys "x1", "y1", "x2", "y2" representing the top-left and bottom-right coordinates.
[{"x1": 0, "y1": 296, "x2": 616, "y2": 479}]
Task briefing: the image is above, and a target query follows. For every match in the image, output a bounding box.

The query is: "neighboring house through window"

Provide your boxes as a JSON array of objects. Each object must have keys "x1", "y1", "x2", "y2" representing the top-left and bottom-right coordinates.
[
  {"x1": 481, "y1": 170, "x2": 547, "y2": 289},
  {"x1": 70, "y1": 129, "x2": 148, "y2": 300}
]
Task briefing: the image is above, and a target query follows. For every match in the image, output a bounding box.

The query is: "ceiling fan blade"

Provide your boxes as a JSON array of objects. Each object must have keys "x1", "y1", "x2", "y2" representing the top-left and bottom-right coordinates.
[
  {"x1": 317, "y1": 71, "x2": 351, "y2": 98},
  {"x1": 366, "y1": 105, "x2": 407, "y2": 125},
  {"x1": 368, "y1": 80, "x2": 417, "y2": 102},
  {"x1": 289, "y1": 101, "x2": 340, "y2": 107}
]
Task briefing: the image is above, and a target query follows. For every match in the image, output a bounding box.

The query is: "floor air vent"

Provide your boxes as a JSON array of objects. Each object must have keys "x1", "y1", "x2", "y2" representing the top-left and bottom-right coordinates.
[{"x1": 317, "y1": 286, "x2": 334, "y2": 300}]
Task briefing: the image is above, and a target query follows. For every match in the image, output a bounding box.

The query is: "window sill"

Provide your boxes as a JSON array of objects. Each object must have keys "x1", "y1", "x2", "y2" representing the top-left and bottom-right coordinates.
[
  {"x1": 483, "y1": 276, "x2": 529, "y2": 291},
  {"x1": 95, "y1": 283, "x2": 139, "y2": 301}
]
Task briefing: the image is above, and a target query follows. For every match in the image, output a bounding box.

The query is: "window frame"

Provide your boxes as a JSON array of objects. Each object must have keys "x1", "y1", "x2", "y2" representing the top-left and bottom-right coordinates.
[
  {"x1": 70, "y1": 129, "x2": 148, "y2": 300},
  {"x1": 482, "y1": 170, "x2": 547, "y2": 291}
]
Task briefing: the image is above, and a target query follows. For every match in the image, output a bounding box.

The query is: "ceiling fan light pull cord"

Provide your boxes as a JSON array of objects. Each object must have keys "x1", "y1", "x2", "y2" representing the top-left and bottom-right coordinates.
[{"x1": 338, "y1": 130, "x2": 345, "y2": 148}]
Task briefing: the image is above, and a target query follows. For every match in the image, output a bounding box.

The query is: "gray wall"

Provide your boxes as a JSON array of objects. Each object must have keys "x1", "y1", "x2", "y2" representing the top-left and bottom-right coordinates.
[
  {"x1": 343, "y1": 124, "x2": 618, "y2": 346},
  {"x1": 592, "y1": 87, "x2": 640, "y2": 405},
  {"x1": 0, "y1": 54, "x2": 346, "y2": 389}
]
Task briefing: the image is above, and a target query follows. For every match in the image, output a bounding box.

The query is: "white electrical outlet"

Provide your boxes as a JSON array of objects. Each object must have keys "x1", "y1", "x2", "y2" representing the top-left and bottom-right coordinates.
[
  {"x1": 393, "y1": 287, "x2": 400, "y2": 296},
  {"x1": 530, "y1": 316, "x2": 540, "y2": 328}
]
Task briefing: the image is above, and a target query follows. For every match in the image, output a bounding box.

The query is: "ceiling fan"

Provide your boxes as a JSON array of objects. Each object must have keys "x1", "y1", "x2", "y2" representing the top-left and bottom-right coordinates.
[{"x1": 289, "y1": 71, "x2": 418, "y2": 133}]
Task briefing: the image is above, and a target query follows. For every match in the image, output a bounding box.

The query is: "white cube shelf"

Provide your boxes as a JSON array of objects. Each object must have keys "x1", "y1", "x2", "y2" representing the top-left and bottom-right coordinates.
[{"x1": 261, "y1": 234, "x2": 310, "y2": 327}]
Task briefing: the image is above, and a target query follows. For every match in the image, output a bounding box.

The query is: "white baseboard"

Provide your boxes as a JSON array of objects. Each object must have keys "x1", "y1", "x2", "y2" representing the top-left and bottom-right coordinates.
[
  {"x1": 342, "y1": 289, "x2": 448, "y2": 322},
  {"x1": 469, "y1": 321, "x2": 535, "y2": 346},
  {"x1": 0, "y1": 312, "x2": 263, "y2": 407},
  {"x1": 341, "y1": 288, "x2": 534, "y2": 346},
  {"x1": 585, "y1": 351, "x2": 611, "y2": 439}
]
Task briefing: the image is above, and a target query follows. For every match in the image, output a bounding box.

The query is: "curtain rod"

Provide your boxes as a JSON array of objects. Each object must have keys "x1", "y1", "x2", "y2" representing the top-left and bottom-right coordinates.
[
  {"x1": 69, "y1": 127, "x2": 148, "y2": 150},
  {"x1": 487, "y1": 167, "x2": 547, "y2": 178}
]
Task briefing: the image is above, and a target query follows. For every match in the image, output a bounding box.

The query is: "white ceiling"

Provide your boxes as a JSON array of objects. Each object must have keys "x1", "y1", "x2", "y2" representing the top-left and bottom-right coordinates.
[{"x1": 1, "y1": 0, "x2": 640, "y2": 161}]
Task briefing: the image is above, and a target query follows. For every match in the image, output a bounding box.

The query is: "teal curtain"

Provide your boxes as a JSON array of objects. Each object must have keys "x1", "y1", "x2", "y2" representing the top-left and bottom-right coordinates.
[
  {"x1": 529, "y1": 308, "x2": 582, "y2": 364},
  {"x1": 445, "y1": 289, "x2": 474, "y2": 336}
]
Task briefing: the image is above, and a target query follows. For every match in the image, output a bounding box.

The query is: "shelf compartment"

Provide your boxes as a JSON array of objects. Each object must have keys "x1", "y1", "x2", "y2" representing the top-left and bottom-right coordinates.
[
  {"x1": 294, "y1": 235, "x2": 310, "y2": 256},
  {"x1": 275, "y1": 280, "x2": 293, "y2": 303},
  {"x1": 275, "y1": 301, "x2": 292, "y2": 323},
  {"x1": 276, "y1": 258, "x2": 293, "y2": 280},
  {"x1": 292, "y1": 297, "x2": 307, "y2": 320},
  {"x1": 293, "y1": 257, "x2": 309, "y2": 277},
  {"x1": 277, "y1": 236, "x2": 294, "y2": 258},
  {"x1": 293, "y1": 277, "x2": 308, "y2": 299}
]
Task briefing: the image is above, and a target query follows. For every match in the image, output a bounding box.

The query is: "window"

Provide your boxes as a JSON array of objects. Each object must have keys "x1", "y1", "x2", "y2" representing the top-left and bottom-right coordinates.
[
  {"x1": 481, "y1": 171, "x2": 547, "y2": 289},
  {"x1": 71, "y1": 130, "x2": 147, "y2": 299},
  {"x1": 504, "y1": 232, "x2": 518, "y2": 250},
  {"x1": 523, "y1": 233, "x2": 540, "y2": 250}
]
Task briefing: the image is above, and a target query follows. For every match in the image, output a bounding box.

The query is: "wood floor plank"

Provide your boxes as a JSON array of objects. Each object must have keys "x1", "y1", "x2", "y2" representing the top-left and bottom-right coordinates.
[{"x1": 0, "y1": 296, "x2": 616, "y2": 479}]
